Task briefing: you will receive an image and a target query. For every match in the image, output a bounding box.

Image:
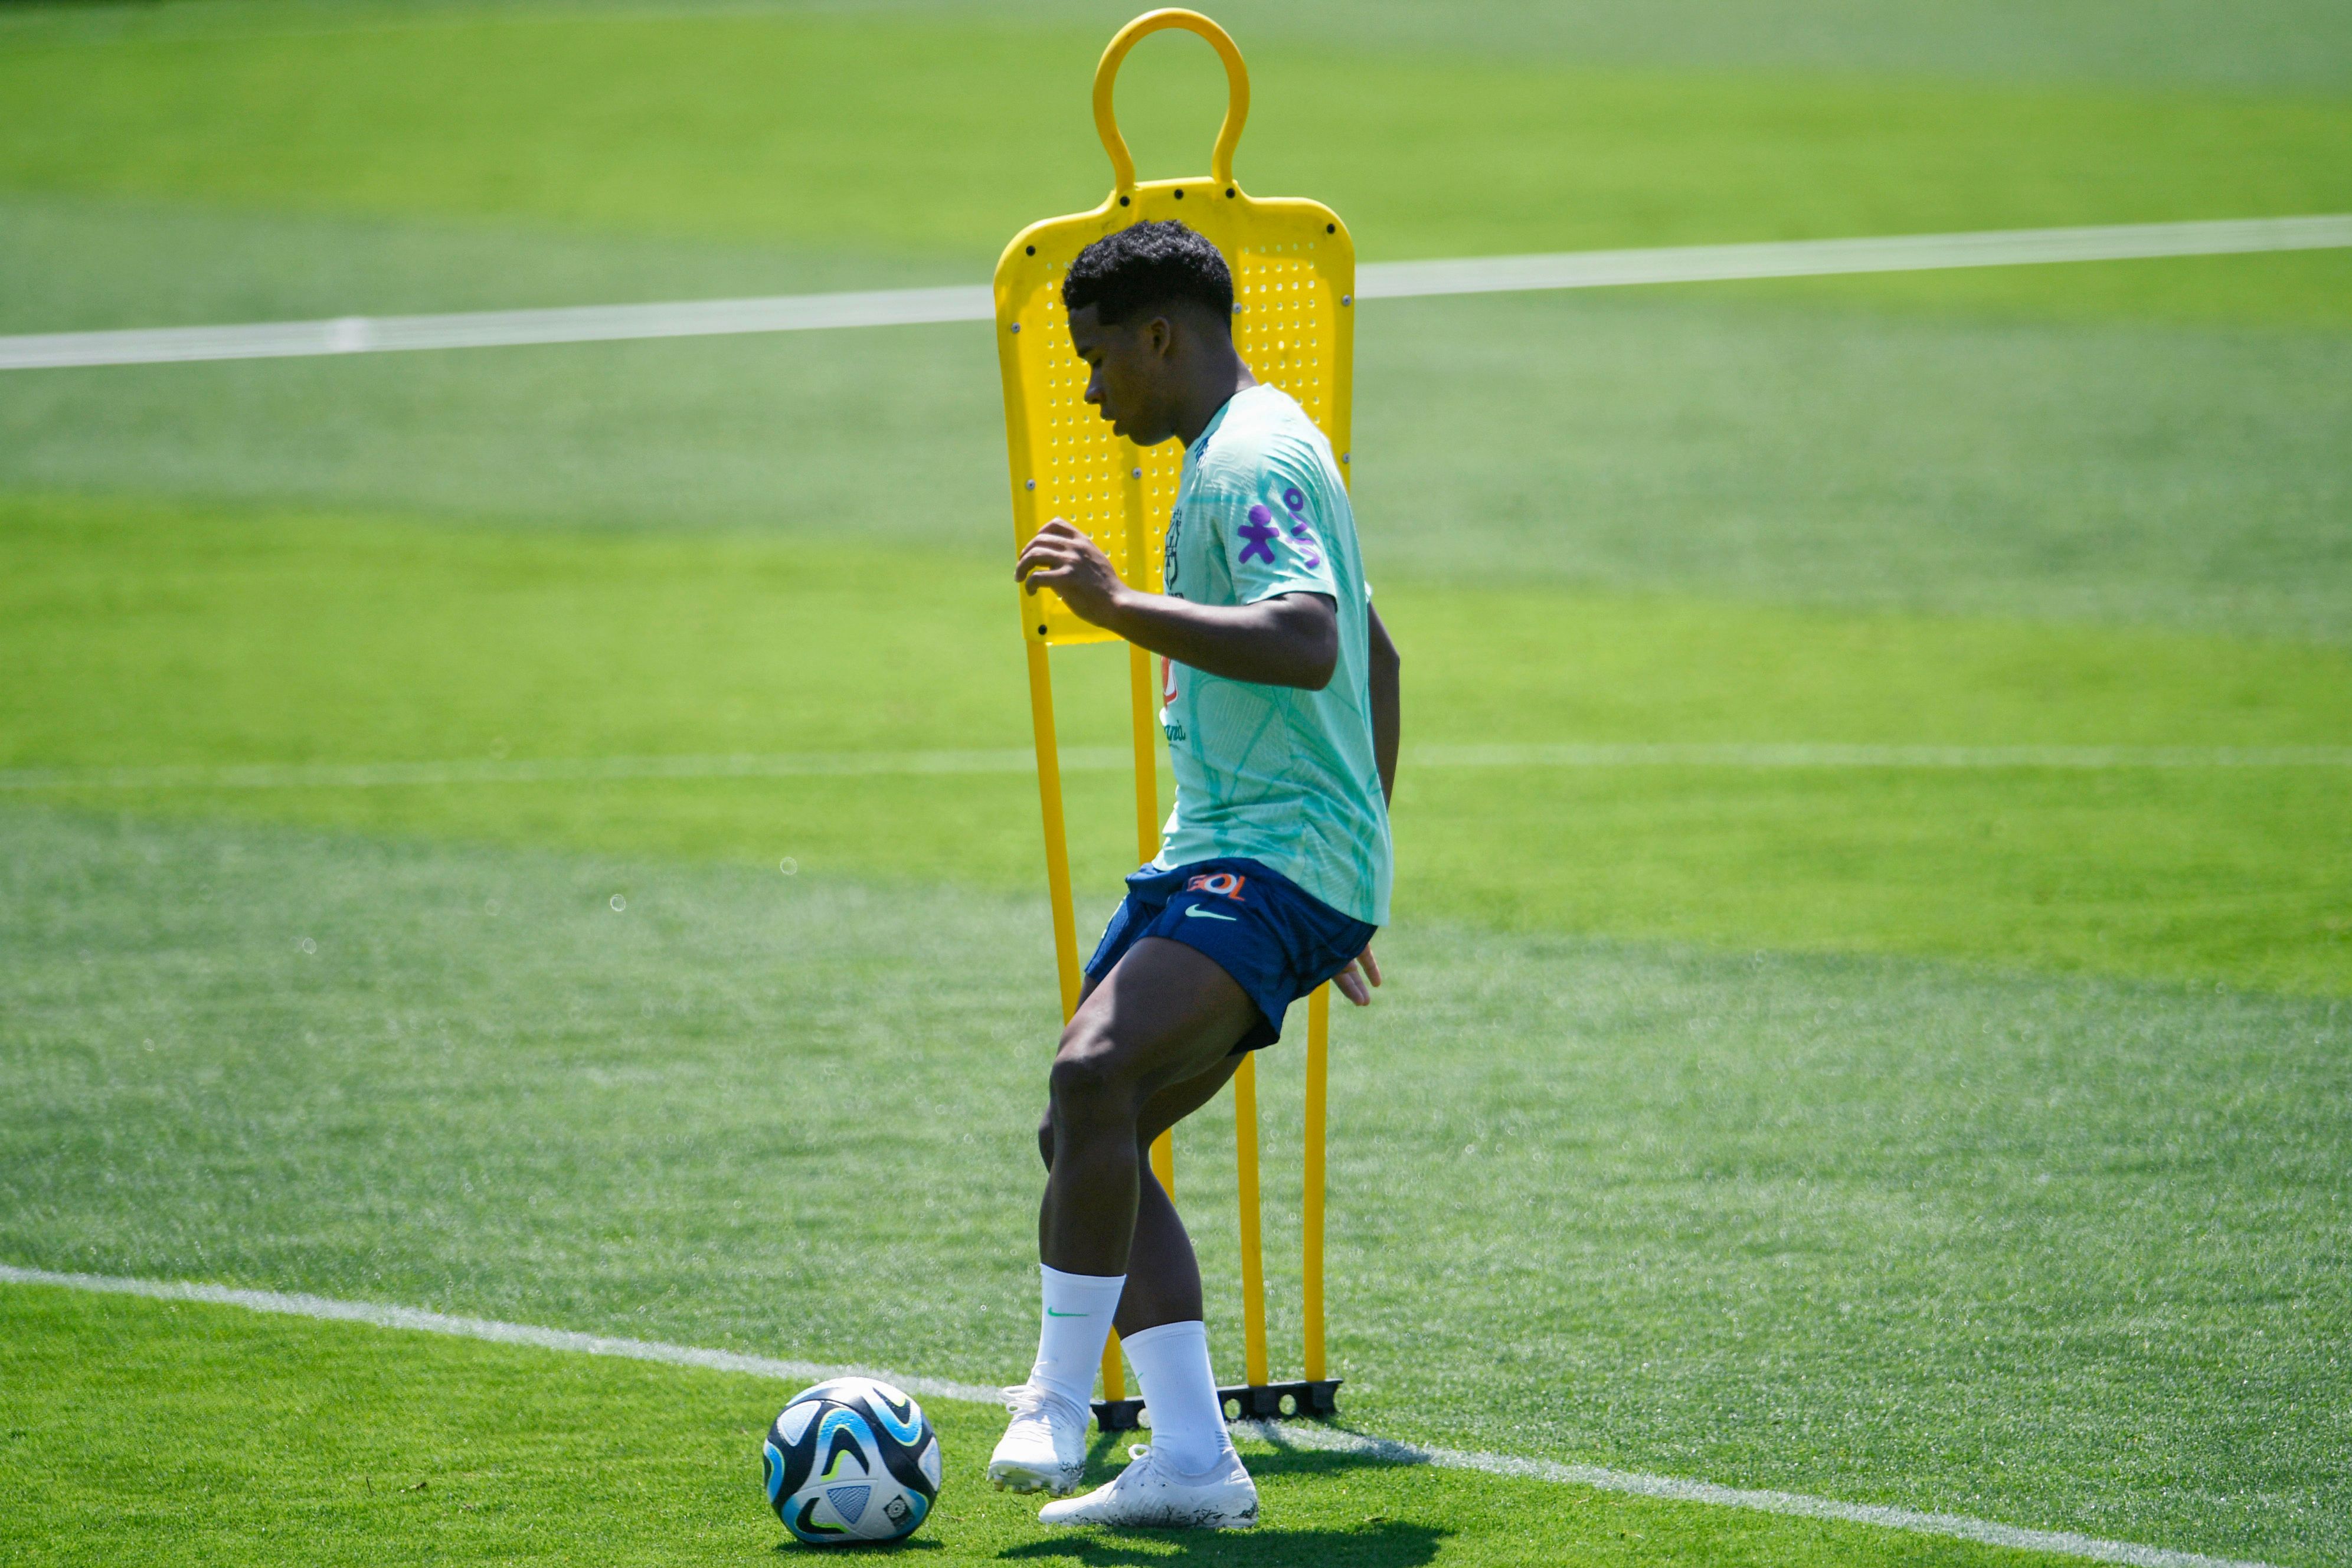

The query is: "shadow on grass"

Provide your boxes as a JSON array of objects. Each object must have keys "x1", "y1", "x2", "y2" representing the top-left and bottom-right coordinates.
[
  {"x1": 1080, "y1": 1428, "x2": 1438, "y2": 1488},
  {"x1": 996, "y1": 1521, "x2": 1446, "y2": 1567},
  {"x1": 1000, "y1": 1442, "x2": 1451, "y2": 1566}
]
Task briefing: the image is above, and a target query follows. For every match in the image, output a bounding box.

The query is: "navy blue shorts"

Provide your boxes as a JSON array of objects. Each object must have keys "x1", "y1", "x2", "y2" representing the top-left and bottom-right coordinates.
[{"x1": 1083, "y1": 857, "x2": 1379, "y2": 1053}]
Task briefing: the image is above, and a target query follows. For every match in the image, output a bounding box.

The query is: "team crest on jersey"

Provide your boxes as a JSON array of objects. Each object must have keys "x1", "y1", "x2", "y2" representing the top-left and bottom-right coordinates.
[{"x1": 1163, "y1": 510, "x2": 1184, "y2": 592}]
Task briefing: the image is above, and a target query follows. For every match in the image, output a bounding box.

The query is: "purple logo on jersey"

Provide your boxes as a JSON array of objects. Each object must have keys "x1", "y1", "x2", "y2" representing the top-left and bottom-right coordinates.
[
  {"x1": 1238, "y1": 505, "x2": 1279, "y2": 565},
  {"x1": 1278, "y1": 488, "x2": 1322, "y2": 567}
]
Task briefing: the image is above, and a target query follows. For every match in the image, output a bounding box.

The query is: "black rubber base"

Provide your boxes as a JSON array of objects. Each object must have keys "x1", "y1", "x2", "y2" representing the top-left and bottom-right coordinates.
[
  {"x1": 1087, "y1": 1382, "x2": 1345, "y2": 1438},
  {"x1": 1090, "y1": 1397, "x2": 1148, "y2": 1432},
  {"x1": 1220, "y1": 1379, "x2": 1343, "y2": 1422},
  {"x1": 1093, "y1": 1380, "x2": 1343, "y2": 1430}
]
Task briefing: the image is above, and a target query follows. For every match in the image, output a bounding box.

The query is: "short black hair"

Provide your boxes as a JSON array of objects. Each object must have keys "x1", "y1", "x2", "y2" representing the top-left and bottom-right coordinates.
[{"x1": 1062, "y1": 220, "x2": 1233, "y2": 327}]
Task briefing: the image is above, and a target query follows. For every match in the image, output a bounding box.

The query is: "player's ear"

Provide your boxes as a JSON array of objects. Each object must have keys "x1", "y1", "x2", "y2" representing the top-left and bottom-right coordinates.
[{"x1": 1144, "y1": 314, "x2": 1176, "y2": 361}]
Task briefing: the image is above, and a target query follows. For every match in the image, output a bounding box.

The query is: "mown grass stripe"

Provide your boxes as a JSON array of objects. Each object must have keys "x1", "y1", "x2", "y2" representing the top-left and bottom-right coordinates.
[
  {"x1": 0, "y1": 1262, "x2": 2281, "y2": 1568},
  {"x1": 5, "y1": 743, "x2": 2347, "y2": 792},
  {"x1": 4, "y1": 216, "x2": 2346, "y2": 370}
]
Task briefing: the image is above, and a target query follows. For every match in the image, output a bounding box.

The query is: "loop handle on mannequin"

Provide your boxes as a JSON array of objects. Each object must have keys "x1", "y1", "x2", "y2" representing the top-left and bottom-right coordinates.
[{"x1": 1092, "y1": 9, "x2": 1250, "y2": 194}]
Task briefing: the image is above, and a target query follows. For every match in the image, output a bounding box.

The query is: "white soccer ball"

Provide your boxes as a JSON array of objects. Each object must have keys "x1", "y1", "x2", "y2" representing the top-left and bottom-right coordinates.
[{"x1": 762, "y1": 1377, "x2": 943, "y2": 1545}]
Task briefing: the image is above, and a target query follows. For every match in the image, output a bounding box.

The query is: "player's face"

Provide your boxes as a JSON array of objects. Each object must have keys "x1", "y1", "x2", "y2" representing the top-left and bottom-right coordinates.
[{"x1": 1068, "y1": 305, "x2": 1180, "y2": 447}]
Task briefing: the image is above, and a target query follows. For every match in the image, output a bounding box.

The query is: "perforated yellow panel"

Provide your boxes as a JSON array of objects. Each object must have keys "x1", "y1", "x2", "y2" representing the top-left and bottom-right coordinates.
[{"x1": 993, "y1": 10, "x2": 1355, "y2": 647}]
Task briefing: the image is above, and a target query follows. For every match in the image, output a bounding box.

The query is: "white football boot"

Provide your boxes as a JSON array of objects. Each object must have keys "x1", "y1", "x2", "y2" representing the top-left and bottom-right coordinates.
[
  {"x1": 1036, "y1": 1443, "x2": 1259, "y2": 1530},
  {"x1": 987, "y1": 1384, "x2": 1090, "y2": 1495}
]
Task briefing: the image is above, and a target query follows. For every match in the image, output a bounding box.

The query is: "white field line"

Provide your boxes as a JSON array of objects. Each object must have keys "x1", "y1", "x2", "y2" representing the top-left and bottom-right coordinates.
[
  {"x1": 1241, "y1": 1422, "x2": 2281, "y2": 1568},
  {"x1": 3, "y1": 214, "x2": 2346, "y2": 371},
  {"x1": 1, "y1": 1263, "x2": 2279, "y2": 1568},
  {"x1": 0, "y1": 1262, "x2": 999, "y2": 1407},
  {"x1": 1355, "y1": 214, "x2": 2352, "y2": 300},
  {"x1": 1409, "y1": 742, "x2": 2352, "y2": 768},
  {"x1": 3, "y1": 743, "x2": 2347, "y2": 793},
  {"x1": 0, "y1": 748, "x2": 1096, "y2": 792},
  {"x1": 0, "y1": 284, "x2": 995, "y2": 371}
]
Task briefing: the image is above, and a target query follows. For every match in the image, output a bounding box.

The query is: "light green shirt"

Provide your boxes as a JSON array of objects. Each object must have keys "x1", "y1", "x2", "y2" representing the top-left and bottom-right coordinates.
[{"x1": 1154, "y1": 384, "x2": 1391, "y2": 926}]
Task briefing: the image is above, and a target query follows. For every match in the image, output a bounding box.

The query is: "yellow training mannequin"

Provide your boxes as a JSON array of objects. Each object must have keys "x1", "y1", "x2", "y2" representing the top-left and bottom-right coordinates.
[{"x1": 991, "y1": 6, "x2": 1352, "y2": 1425}]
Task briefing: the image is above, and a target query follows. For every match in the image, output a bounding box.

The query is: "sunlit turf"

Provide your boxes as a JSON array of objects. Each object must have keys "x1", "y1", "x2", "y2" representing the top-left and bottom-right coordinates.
[
  {"x1": 4, "y1": 810, "x2": 2344, "y2": 1563},
  {"x1": 3, "y1": 1285, "x2": 2120, "y2": 1568},
  {"x1": 6, "y1": 495, "x2": 2346, "y2": 991},
  {"x1": 8, "y1": 288, "x2": 2348, "y2": 637},
  {"x1": 4, "y1": 3, "x2": 2347, "y2": 1561},
  {"x1": 9, "y1": 0, "x2": 2352, "y2": 93},
  {"x1": 0, "y1": 192, "x2": 966, "y2": 335},
  {"x1": 1357, "y1": 294, "x2": 2352, "y2": 631},
  {"x1": 1, "y1": 3, "x2": 2347, "y2": 329}
]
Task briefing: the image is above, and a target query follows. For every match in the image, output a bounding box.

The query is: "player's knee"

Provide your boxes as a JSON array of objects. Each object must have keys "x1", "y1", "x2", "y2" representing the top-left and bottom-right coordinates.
[
  {"x1": 1036, "y1": 1111, "x2": 1055, "y2": 1168},
  {"x1": 1047, "y1": 1038, "x2": 1130, "y2": 1123}
]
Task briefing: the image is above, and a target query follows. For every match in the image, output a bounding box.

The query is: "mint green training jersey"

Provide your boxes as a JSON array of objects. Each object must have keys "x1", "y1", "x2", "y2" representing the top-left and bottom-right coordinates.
[{"x1": 1154, "y1": 384, "x2": 1392, "y2": 926}]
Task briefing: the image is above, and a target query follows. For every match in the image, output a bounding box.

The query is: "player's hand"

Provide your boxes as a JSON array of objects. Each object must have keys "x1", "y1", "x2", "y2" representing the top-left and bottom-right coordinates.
[
  {"x1": 1333, "y1": 943, "x2": 1381, "y2": 1006},
  {"x1": 1016, "y1": 519, "x2": 1128, "y2": 628}
]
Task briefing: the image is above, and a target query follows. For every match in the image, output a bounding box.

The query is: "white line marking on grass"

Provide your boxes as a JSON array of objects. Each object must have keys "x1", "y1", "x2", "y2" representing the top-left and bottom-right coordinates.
[
  {"x1": 1411, "y1": 742, "x2": 2352, "y2": 769},
  {"x1": 0, "y1": 1262, "x2": 1003, "y2": 1406},
  {"x1": 0, "y1": 748, "x2": 1083, "y2": 791},
  {"x1": 4, "y1": 215, "x2": 2345, "y2": 370},
  {"x1": 1, "y1": 1264, "x2": 2278, "y2": 1568},
  {"x1": 0, "y1": 285, "x2": 995, "y2": 370},
  {"x1": 1241, "y1": 1423, "x2": 2281, "y2": 1568},
  {"x1": 1355, "y1": 214, "x2": 2352, "y2": 300},
  {"x1": 4, "y1": 744, "x2": 2346, "y2": 793}
]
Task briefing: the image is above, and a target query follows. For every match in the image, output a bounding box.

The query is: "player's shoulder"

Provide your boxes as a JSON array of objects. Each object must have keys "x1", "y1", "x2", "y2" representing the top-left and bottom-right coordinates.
[{"x1": 1195, "y1": 386, "x2": 1333, "y2": 493}]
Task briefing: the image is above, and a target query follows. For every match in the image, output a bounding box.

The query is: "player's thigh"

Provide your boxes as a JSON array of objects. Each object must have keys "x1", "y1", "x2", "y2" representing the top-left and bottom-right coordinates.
[{"x1": 1055, "y1": 936, "x2": 1258, "y2": 1109}]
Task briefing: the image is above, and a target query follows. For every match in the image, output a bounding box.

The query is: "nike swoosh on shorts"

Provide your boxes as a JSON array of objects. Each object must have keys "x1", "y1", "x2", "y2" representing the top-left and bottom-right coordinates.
[{"x1": 1183, "y1": 907, "x2": 1239, "y2": 922}]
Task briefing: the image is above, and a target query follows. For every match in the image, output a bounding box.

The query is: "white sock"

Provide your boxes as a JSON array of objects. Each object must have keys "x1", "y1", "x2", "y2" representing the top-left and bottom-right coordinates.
[
  {"x1": 1122, "y1": 1320, "x2": 1232, "y2": 1474},
  {"x1": 1027, "y1": 1264, "x2": 1126, "y2": 1412}
]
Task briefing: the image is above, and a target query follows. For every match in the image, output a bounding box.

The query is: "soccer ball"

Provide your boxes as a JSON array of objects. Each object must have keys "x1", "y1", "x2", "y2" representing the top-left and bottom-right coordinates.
[{"x1": 763, "y1": 1377, "x2": 942, "y2": 1545}]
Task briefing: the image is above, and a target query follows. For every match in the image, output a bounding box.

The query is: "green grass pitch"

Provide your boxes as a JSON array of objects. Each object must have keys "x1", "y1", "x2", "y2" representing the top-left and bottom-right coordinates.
[
  {"x1": 6, "y1": 1283, "x2": 2117, "y2": 1567},
  {"x1": 1, "y1": 2, "x2": 2347, "y2": 1564}
]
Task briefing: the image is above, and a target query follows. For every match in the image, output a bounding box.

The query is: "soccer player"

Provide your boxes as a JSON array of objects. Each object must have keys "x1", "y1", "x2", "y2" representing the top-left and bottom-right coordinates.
[{"x1": 989, "y1": 220, "x2": 1399, "y2": 1530}]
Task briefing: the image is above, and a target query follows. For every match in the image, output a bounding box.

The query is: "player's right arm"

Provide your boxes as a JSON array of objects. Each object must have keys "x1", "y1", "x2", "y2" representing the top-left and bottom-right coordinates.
[{"x1": 1014, "y1": 518, "x2": 1339, "y2": 689}]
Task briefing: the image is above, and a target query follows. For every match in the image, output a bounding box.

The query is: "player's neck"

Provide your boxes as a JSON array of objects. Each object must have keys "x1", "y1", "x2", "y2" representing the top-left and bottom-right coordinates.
[{"x1": 1170, "y1": 345, "x2": 1258, "y2": 449}]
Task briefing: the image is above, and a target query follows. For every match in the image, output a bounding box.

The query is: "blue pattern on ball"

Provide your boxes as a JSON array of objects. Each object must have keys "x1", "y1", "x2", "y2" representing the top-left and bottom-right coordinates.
[{"x1": 763, "y1": 1378, "x2": 940, "y2": 1546}]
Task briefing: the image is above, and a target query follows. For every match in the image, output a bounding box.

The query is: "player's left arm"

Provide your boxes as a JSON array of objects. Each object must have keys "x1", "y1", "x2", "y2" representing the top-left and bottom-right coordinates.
[
  {"x1": 1330, "y1": 600, "x2": 1398, "y2": 1007},
  {"x1": 1366, "y1": 601, "x2": 1399, "y2": 805},
  {"x1": 1015, "y1": 518, "x2": 1337, "y2": 689}
]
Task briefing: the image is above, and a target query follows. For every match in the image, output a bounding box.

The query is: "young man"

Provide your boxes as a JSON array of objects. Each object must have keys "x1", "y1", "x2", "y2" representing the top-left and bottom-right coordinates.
[{"x1": 989, "y1": 220, "x2": 1400, "y2": 1530}]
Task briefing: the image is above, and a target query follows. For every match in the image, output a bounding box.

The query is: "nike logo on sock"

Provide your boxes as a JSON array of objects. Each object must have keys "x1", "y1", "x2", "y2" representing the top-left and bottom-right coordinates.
[
  {"x1": 1045, "y1": 1308, "x2": 1087, "y2": 1317},
  {"x1": 1183, "y1": 906, "x2": 1238, "y2": 922}
]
